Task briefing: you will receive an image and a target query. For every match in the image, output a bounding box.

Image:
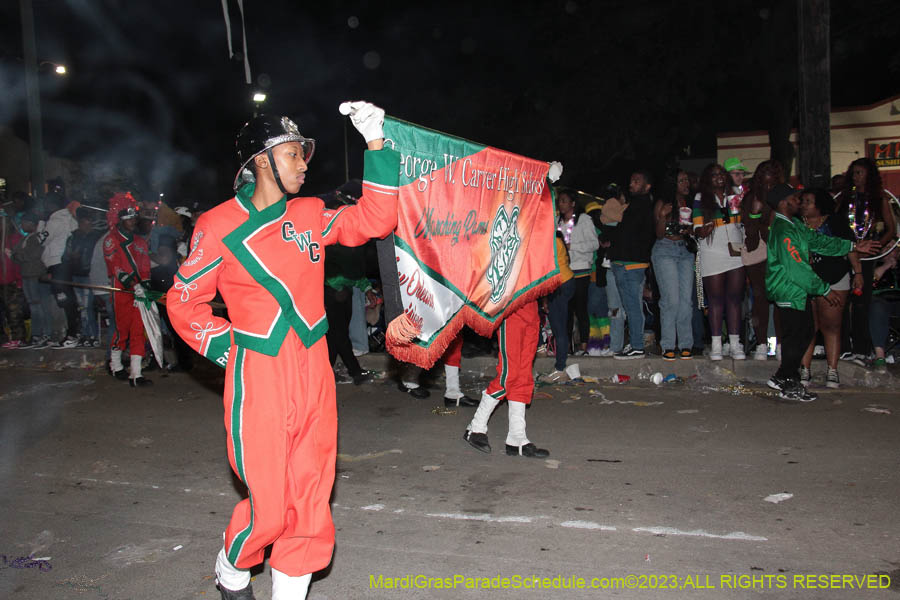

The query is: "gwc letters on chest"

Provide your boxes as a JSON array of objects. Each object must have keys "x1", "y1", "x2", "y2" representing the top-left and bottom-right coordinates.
[{"x1": 282, "y1": 221, "x2": 321, "y2": 263}]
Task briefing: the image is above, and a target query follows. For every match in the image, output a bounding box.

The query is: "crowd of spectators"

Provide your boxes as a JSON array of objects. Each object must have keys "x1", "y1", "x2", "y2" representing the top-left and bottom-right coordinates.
[
  {"x1": 1, "y1": 157, "x2": 897, "y2": 399},
  {"x1": 0, "y1": 179, "x2": 200, "y2": 377},
  {"x1": 538, "y1": 156, "x2": 899, "y2": 393}
]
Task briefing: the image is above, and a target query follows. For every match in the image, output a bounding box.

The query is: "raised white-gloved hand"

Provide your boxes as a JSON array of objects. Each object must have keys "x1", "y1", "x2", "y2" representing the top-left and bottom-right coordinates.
[
  {"x1": 339, "y1": 101, "x2": 385, "y2": 143},
  {"x1": 548, "y1": 161, "x2": 563, "y2": 183},
  {"x1": 133, "y1": 284, "x2": 146, "y2": 299}
]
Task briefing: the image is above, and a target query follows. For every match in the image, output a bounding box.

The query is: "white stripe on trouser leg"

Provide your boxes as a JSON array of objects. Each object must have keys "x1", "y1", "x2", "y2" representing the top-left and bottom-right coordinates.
[
  {"x1": 467, "y1": 391, "x2": 500, "y2": 434},
  {"x1": 129, "y1": 353, "x2": 143, "y2": 379},
  {"x1": 215, "y1": 546, "x2": 251, "y2": 592},
  {"x1": 110, "y1": 349, "x2": 123, "y2": 372},
  {"x1": 506, "y1": 401, "x2": 530, "y2": 447},
  {"x1": 272, "y1": 568, "x2": 311, "y2": 600},
  {"x1": 444, "y1": 364, "x2": 461, "y2": 399}
]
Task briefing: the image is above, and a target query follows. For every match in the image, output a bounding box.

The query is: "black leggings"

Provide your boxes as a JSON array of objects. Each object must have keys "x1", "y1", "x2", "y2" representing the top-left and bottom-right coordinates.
[
  {"x1": 567, "y1": 275, "x2": 591, "y2": 346},
  {"x1": 324, "y1": 286, "x2": 363, "y2": 377},
  {"x1": 703, "y1": 267, "x2": 745, "y2": 337},
  {"x1": 746, "y1": 262, "x2": 769, "y2": 346}
]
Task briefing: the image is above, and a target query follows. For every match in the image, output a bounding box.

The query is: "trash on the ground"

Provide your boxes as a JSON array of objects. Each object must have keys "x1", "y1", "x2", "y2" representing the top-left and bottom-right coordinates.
[
  {"x1": 431, "y1": 406, "x2": 457, "y2": 416},
  {"x1": 422, "y1": 465, "x2": 440, "y2": 472},
  {"x1": 534, "y1": 391, "x2": 554, "y2": 400},
  {"x1": 587, "y1": 458, "x2": 622, "y2": 463},
  {"x1": 172, "y1": 545, "x2": 183, "y2": 551},
  {"x1": 565, "y1": 363, "x2": 581, "y2": 380},
  {"x1": 645, "y1": 553, "x2": 651, "y2": 562},
  {"x1": 886, "y1": 355, "x2": 895, "y2": 364},
  {"x1": 569, "y1": 394, "x2": 582, "y2": 400},
  {"x1": 664, "y1": 374, "x2": 682, "y2": 383},
  {"x1": 677, "y1": 409, "x2": 699, "y2": 414},
  {"x1": 611, "y1": 374, "x2": 631, "y2": 384},
  {"x1": 581, "y1": 376, "x2": 600, "y2": 383},
  {"x1": 651, "y1": 372, "x2": 664, "y2": 385},
  {"x1": 863, "y1": 406, "x2": 891, "y2": 415},
  {"x1": 544, "y1": 459, "x2": 560, "y2": 469},
  {"x1": 598, "y1": 399, "x2": 663, "y2": 407},
  {"x1": 764, "y1": 493, "x2": 793, "y2": 504}
]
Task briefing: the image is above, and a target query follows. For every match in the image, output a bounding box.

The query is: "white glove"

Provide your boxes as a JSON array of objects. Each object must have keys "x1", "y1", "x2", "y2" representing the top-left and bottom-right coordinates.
[
  {"x1": 339, "y1": 101, "x2": 385, "y2": 143},
  {"x1": 548, "y1": 161, "x2": 563, "y2": 183},
  {"x1": 176, "y1": 241, "x2": 188, "y2": 258},
  {"x1": 133, "y1": 285, "x2": 146, "y2": 299}
]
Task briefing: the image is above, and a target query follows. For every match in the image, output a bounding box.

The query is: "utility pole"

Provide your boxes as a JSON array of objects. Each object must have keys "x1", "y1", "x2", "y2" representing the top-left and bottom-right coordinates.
[
  {"x1": 20, "y1": 0, "x2": 45, "y2": 196},
  {"x1": 797, "y1": 0, "x2": 831, "y2": 188}
]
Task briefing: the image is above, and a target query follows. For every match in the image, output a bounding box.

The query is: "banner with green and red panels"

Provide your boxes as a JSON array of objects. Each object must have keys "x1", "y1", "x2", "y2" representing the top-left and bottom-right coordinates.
[{"x1": 383, "y1": 116, "x2": 560, "y2": 368}]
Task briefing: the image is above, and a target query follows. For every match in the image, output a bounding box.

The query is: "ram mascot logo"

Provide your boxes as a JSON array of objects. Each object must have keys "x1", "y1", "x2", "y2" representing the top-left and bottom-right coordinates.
[{"x1": 486, "y1": 205, "x2": 521, "y2": 303}]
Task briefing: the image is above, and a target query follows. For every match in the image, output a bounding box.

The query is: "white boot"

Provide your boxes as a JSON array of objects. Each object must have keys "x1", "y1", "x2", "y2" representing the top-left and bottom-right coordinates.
[
  {"x1": 444, "y1": 364, "x2": 461, "y2": 400},
  {"x1": 272, "y1": 567, "x2": 311, "y2": 600},
  {"x1": 505, "y1": 400, "x2": 530, "y2": 447},
  {"x1": 215, "y1": 547, "x2": 251, "y2": 593},
  {"x1": 467, "y1": 391, "x2": 501, "y2": 434},
  {"x1": 110, "y1": 349, "x2": 124, "y2": 373},
  {"x1": 710, "y1": 336, "x2": 723, "y2": 361},
  {"x1": 130, "y1": 354, "x2": 143, "y2": 379}
]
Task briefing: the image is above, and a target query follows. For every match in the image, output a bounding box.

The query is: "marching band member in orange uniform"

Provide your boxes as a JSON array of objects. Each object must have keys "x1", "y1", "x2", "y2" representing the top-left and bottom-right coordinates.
[{"x1": 166, "y1": 103, "x2": 399, "y2": 600}]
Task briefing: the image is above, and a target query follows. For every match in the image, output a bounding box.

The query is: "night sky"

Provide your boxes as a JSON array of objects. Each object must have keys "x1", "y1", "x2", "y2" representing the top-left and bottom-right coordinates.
[{"x1": 1, "y1": 0, "x2": 899, "y2": 206}]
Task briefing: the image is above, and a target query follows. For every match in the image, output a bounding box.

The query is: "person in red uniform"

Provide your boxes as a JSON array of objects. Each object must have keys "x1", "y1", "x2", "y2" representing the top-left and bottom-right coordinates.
[
  {"x1": 166, "y1": 103, "x2": 398, "y2": 600},
  {"x1": 463, "y1": 300, "x2": 550, "y2": 458},
  {"x1": 103, "y1": 193, "x2": 152, "y2": 387}
]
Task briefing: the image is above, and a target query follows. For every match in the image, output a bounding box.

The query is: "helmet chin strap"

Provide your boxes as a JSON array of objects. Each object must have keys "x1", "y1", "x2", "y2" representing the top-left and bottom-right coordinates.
[{"x1": 266, "y1": 148, "x2": 289, "y2": 197}]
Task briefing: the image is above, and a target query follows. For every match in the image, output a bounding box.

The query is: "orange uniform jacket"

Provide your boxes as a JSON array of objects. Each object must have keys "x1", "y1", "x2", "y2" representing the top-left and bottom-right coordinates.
[{"x1": 166, "y1": 149, "x2": 400, "y2": 577}]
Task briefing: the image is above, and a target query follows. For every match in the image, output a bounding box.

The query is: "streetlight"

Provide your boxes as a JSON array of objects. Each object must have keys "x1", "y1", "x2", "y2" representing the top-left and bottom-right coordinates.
[
  {"x1": 252, "y1": 91, "x2": 266, "y2": 116},
  {"x1": 38, "y1": 60, "x2": 67, "y2": 75}
]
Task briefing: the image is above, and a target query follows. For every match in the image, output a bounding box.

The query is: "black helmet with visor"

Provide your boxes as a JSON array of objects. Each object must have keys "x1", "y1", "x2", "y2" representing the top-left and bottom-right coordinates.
[{"x1": 233, "y1": 115, "x2": 315, "y2": 193}]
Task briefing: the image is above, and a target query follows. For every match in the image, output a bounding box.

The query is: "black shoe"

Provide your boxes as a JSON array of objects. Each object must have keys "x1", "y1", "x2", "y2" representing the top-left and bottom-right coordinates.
[
  {"x1": 444, "y1": 394, "x2": 478, "y2": 407},
  {"x1": 766, "y1": 375, "x2": 788, "y2": 392},
  {"x1": 779, "y1": 381, "x2": 817, "y2": 402},
  {"x1": 398, "y1": 383, "x2": 429, "y2": 398},
  {"x1": 129, "y1": 376, "x2": 153, "y2": 388},
  {"x1": 463, "y1": 430, "x2": 491, "y2": 453},
  {"x1": 614, "y1": 348, "x2": 645, "y2": 360},
  {"x1": 112, "y1": 368, "x2": 129, "y2": 381},
  {"x1": 505, "y1": 443, "x2": 550, "y2": 458},
  {"x1": 218, "y1": 582, "x2": 256, "y2": 600},
  {"x1": 352, "y1": 370, "x2": 374, "y2": 385}
]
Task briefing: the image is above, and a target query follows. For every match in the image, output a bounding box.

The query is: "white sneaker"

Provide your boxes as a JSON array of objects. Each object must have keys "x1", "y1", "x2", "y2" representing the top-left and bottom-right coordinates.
[
  {"x1": 352, "y1": 348, "x2": 368, "y2": 357},
  {"x1": 598, "y1": 348, "x2": 614, "y2": 357},
  {"x1": 731, "y1": 342, "x2": 746, "y2": 360},
  {"x1": 710, "y1": 339, "x2": 723, "y2": 361},
  {"x1": 753, "y1": 343, "x2": 768, "y2": 361},
  {"x1": 825, "y1": 367, "x2": 840, "y2": 389},
  {"x1": 799, "y1": 366, "x2": 811, "y2": 387}
]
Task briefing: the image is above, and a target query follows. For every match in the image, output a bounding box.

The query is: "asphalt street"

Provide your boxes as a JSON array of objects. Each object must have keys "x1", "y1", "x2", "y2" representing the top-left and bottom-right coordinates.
[{"x1": 0, "y1": 352, "x2": 898, "y2": 599}]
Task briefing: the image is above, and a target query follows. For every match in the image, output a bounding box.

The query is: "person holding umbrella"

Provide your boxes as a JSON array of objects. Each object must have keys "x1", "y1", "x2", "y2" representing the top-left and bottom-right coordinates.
[{"x1": 103, "y1": 192, "x2": 153, "y2": 387}]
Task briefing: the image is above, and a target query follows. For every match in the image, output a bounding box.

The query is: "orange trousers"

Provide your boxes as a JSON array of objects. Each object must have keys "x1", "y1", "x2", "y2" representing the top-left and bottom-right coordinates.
[
  {"x1": 486, "y1": 301, "x2": 539, "y2": 405},
  {"x1": 222, "y1": 331, "x2": 337, "y2": 577}
]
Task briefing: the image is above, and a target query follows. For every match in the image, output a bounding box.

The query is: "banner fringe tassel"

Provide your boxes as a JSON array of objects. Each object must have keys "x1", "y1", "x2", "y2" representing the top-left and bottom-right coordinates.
[{"x1": 385, "y1": 274, "x2": 561, "y2": 370}]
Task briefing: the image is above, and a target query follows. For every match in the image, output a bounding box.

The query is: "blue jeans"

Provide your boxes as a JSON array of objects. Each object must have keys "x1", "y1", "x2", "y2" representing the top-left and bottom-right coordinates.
[
  {"x1": 605, "y1": 269, "x2": 626, "y2": 353},
  {"x1": 611, "y1": 263, "x2": 647, "y2": 351},
  {"x1": 349, "y1": 287, "x2": 368, "y2": 354},
  {"x1": 548, "y1": 278, "x2": 575, "y2": 371},
  {"x1": 22, "y1": 278, "x2": 53, "y2": 338},
  {"x1": 651, "y1": 238, "x2": 695, "y2": 351},
  {"x1": 587, "y1": 281, "x2": 608, "y2": 318},
  {"x1": 869, "y1": 296, "x2": 899, "y2": 350},
  {"x1": 73, "y1": 275, "x2": 98, "y2": 338}
]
